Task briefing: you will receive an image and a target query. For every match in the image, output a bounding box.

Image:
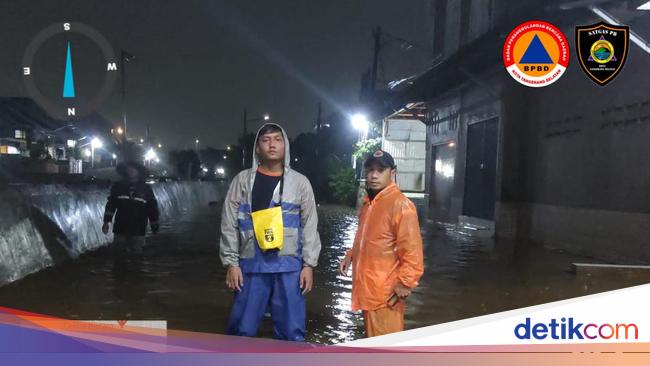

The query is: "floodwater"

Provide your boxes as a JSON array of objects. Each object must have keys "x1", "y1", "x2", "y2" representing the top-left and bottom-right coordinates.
[{"x1": 0, "y1": 204, "x2": 646, "y2": 344}]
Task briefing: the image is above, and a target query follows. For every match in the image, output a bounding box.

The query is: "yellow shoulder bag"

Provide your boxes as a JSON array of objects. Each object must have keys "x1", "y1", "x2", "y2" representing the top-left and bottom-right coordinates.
[{"x1": 251, "y1": 174, "x2": 284, "y2": 251}]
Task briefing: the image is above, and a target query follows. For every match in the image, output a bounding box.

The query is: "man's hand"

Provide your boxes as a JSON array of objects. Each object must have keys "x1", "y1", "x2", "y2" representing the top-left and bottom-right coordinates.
[
  {"x1": 338, "y1": 255, "x2": 352, "y2": 277},
  {"x1": 300, "y1": 266, "x2": 313, "y2": 295},
  {"x1": 102, "y1": 222, "x2": 110, "y2": 235},
  {"x1": 226, "y1": 266, "x2": 244, "y2": 292},
  {"x1": 393, "y1": 282, "x2": 412, "y2": 299}
]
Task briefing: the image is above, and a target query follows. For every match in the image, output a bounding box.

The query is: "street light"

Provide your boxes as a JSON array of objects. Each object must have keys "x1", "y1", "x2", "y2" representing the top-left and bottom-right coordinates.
[
  {"x1": 145, "y1": 148, "x2": 157, "y2": 161},
  {"x1": 91, "y1": 137, "x2": 103, "y2": 149},
  {"x1": 351, "y1": 113, "x2": 370, "y2": 176},
  {"x1": 158, "y1": 143, "x2": 162, "y2": 149},
  {"x1": 351, "y1": 113, "x2": 369, "y2": 139},
  {"x1": 90, "y1": 137, "x2": 102, "y2": 168},
  {"x1": 195, "y1": 139, "x2": 200, "y2": 151},
  {"x1": 144, "y1": 148, "x2": 157, "y2": 167},
  {"x1": 121, "y1": 50, "x2": 134, "y2": 141},
  {"x1": 263, "y1": 114, "x2": 270, "y2": 121},
  {"x1": 116, "y1": 127, "x2": 123, "y2": 135}
]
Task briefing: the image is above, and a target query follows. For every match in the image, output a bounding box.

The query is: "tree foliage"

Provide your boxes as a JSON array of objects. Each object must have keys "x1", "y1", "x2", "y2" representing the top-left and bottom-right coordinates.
[{"x1": 327, "y1": 167, "x2": 357, "y2": 206}]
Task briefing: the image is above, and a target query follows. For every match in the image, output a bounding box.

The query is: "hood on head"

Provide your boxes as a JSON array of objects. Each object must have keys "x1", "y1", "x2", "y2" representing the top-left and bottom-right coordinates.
[
  {"x1": 252, "y1": 123, "x2": 291, "y2": 171},
  {"x1": 116, "y1": 161, "x2": 149, "y2": 181}
]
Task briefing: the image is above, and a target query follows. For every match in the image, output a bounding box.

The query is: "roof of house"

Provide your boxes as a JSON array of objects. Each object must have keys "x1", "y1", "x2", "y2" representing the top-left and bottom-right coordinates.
[
  {"x1": 0, "y1": 97, "x2": 63, "y2": 131},
  {"x1": 0, "y1": 97, "x2": 114, "y2": 140}
]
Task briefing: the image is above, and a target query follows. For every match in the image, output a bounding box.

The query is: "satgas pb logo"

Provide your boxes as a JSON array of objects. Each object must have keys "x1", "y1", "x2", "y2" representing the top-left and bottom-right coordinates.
[{"x1": 514, "y1": 318, "x2": 639, "y2": 341}]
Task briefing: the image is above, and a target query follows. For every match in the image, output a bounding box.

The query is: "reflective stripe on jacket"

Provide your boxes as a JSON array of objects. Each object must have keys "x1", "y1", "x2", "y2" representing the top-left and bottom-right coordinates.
[
  {"x1": 219, "y1": 124, "x2": 321, "y2": 271},
  {"x1": 103, "y1": 181, "x2": 159, "y2": 236}
]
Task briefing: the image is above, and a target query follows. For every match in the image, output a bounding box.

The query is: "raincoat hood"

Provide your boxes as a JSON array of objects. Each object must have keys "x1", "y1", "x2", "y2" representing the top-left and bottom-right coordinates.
[
  {"x1": 252, "y1": 123, "x2": 291, "y2": 172},
  {"x1": 219, "y1": 123, "x2": 322, "y2": 269},
  {"x1": 116, "y1": 161, "x2": 149, "y2": 182}
]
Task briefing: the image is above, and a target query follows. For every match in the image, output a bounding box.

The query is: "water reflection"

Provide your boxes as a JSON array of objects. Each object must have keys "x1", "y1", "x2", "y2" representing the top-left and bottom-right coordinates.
[
  {"x1": 0, "y1": 204, "x2": 647, "y2": 344},
  {"x1": 307, "y1": 206, "x2": 362, "y2": 343},
  {"x1": 0, "y1": 182, "x2": 224, "y2": 285}
]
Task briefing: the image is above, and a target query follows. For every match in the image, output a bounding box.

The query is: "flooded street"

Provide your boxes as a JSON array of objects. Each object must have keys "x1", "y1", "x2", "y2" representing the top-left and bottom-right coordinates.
[{"x1": 0, "y1": 204, "x2": 646, "y2": 344}]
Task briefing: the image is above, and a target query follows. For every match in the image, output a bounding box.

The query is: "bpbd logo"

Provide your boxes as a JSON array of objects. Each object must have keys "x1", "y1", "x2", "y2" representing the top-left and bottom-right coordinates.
[
  {"x1": 502, "y1": 20, "x2": 570, "y2": 88},
  {"x1": 515, "y1": 317, "x2": 638, "y2": 340}
]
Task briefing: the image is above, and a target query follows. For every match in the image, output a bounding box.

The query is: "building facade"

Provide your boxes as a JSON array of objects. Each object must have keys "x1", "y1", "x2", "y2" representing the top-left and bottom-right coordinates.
[{"x1": 382, "y1": 0, "x2": 650, "y2": 262}]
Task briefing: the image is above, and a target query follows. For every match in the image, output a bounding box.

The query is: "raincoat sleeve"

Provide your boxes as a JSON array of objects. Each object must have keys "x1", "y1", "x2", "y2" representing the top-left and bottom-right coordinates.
[
  {"x1": 346, "y1": 206, "x2": 366, "y2": 259},
  {"x1": 299, "y1": 177, "x2": 321, "y2": 267},
  {"x1": 219, "y1": 173, "x2": 242, "y2": 268},
  {"x1": 103, "y1": 183, "x2": 118, "y2": 224},
  {"x1": 394, "y1": 199, "x2": 424, "y2": 288}
]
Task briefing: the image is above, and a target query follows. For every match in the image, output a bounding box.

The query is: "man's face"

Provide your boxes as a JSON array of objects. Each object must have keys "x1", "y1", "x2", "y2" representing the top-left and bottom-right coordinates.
[
  {"x1": 126, "y1": 166, "x2": 139, "y2": 181},
  {"x1": 256, "y1": 131, "x2": 285, "y2": 163},
  {"x1": 365, "y1": 163, "x2": 395, "y2": 191}
]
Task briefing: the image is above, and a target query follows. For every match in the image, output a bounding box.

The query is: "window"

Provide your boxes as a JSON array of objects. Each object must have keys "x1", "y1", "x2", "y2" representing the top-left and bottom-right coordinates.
[
  {"x1": 0, "y1": 145, "x2": 20, "y2": 155},
  {"x1": 67, "y1": 139, "x2": 76, "y2": 148},
  {"x1": 14, "y1": 129, "x2": 26, "y2": 139}
]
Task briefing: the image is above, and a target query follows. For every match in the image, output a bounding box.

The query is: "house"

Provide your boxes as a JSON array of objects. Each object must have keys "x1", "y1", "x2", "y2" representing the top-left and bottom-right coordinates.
[
  {"x1": 374, "y1": 0, "x2": 650, "y2": 263},
  {"x1": 0, "y1": 97, "x2": 117, "y2": 174}
]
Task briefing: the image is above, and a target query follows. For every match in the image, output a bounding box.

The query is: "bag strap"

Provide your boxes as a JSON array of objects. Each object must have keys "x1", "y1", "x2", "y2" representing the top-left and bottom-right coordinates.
[{"x1": 278, "y1": 169, "x2": 285, "y2": 205}]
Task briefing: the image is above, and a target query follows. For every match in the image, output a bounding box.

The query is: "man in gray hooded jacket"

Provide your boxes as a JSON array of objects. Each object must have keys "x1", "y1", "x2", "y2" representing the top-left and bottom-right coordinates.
[{"x1": 219, "y1": 123, "x2": 321, "y2": 341}]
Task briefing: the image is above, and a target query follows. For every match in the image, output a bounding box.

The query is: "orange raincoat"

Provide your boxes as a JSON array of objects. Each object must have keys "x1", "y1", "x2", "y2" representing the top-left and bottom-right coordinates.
[{"x1": 348, "y1": 182, "x2": 424, "y2": 312}]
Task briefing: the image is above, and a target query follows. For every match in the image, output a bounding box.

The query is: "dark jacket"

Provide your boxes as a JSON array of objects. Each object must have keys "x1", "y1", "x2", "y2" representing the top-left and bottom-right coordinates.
[{"x1": 103, "y1": 180, "x2": 159, "y2": 236}]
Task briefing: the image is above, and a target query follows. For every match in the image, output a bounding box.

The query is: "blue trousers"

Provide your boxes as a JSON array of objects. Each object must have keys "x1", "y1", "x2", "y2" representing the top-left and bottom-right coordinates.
[{"x1": 227, "y1": 271, "x2": 305, "y2": 341}]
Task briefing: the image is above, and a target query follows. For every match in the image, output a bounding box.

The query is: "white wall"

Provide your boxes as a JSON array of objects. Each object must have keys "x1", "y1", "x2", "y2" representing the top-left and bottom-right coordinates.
[{"x1": 383, "y1": 118, "x2": 427, "y2": 192}]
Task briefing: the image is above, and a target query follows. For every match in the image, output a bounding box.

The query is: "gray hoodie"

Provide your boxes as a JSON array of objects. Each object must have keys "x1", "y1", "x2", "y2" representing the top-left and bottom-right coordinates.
[{"x1": 219, "y1": 124, "x2": 321, "y2": 270}]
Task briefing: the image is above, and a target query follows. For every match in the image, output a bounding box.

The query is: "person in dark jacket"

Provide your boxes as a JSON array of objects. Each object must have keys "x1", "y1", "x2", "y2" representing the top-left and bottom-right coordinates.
[{"x1": 102, "y1": 162, "x2": 159, "y2": 272}]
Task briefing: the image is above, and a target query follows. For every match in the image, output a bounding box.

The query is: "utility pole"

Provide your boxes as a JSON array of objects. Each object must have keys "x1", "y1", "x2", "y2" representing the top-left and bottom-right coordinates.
[
  {"x1": 314, "y1": 102, "x2": 323, "y2": 195},
  {"x1": 316, "y1": 102, "x2": 322, "y2": 137},
  {"x1": 243, "y1": 107, "x2": 248, "y2": 136},
  {"x1": 371, "y1": 26, "x2": 382, "y2": 92},
  {"x1": 121, "y1": 51, "x2": 126, "y2": 141},
  {"x1": 121, "y1": 50, "x2": 134, "y2": 160},
  {"x1": 121, "y1": 51, "x2": 134, "y2": 141},
  {"x1": 315, "y1": 102, "x2": 322, "y2": 161},
  {"x1": 242, "y1": 107, "x2": 247, "y2": 169}
]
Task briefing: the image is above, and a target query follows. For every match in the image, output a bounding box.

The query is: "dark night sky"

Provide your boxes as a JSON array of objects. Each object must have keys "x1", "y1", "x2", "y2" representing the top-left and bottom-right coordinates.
[{"x1": 0, "y1": 0, "x2": 433, "y2": 149}]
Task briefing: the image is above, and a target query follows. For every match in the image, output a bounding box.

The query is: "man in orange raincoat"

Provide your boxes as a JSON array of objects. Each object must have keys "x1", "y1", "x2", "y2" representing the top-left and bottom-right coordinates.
[{"x1": 339, "y1": 150, "x2": 424, "y2": 337}]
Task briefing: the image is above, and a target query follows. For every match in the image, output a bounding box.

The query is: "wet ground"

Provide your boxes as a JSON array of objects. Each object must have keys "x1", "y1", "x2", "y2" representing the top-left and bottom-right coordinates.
[{"x1": 0, "y1": 204, "x2": 647, "y2": 344}]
